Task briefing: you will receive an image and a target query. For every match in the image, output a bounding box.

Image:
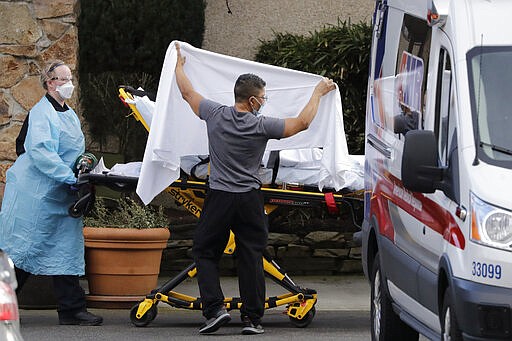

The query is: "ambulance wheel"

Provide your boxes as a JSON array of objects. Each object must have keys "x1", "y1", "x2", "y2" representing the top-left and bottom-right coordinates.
[
  {"x1": 130, "y1": 303, "x2": 158, "y2": 327},
  {"x1": 441, "y1": 289, "x2": 462, "y2": 341},
  {"x1": 370, "y1": 252, "x2": 418, "y2": 341},
  {"x1": 289, "y1": 306, "x2": 315, "y2": 328}
]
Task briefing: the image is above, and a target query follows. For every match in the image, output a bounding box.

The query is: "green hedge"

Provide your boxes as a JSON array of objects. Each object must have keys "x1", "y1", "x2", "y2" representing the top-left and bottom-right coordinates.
[
  {"x1": 79, "y1": 0, "x2": 205, "y2": 75},
  {"x1": 78, "y1": 0, "x2": 206, "y2": 161},
  {"x1": 255, "y1": 21, "x2": 371, "y2": 154}
]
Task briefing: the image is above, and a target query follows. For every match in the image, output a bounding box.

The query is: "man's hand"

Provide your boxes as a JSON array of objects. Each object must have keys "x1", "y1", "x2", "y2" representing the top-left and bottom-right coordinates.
[
  {"x1": 176, "y1": 42, "x2": 186, "y2": 68},
  {"x1": 283, "y1": 77, "x2": 336, "y2": 138},
  {"x1": 174, "y1": 42, "x2": 204, "y2": 116},
  {"x1": 314, "y1": 77, "x2": 336, "y2": 97}
]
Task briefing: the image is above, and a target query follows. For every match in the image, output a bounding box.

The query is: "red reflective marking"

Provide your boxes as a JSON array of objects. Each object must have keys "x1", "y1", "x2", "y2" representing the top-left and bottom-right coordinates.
[
  {"x1": 446, "y1": 226, "x2": 465, "y2": 250},
  {"x1": 119, "y1": 94, "x2": 129, "y2": 108},
  {"x1": 371, "y1": 192, "x2": 394, "y2": 241},
  {"x1": 372, "y1": 173, "x2": 465, "y2": 250},
  {"x1": 324, "y1": 192, "x2": 339, "y2": 215}
]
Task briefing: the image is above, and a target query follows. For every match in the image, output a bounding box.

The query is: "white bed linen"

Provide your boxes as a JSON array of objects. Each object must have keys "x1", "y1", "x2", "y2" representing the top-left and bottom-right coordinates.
[
  {"x1": 128, "y1": 89, "x2": 365, "y2": 191},
  {"x1": 136, "y1": 41, "x2": 356, "y2": 204}
]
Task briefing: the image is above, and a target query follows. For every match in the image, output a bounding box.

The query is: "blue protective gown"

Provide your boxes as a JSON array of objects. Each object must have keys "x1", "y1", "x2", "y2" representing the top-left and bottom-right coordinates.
[{"x1": 0, "y1": 95, "x2": 85, "y2": 275}]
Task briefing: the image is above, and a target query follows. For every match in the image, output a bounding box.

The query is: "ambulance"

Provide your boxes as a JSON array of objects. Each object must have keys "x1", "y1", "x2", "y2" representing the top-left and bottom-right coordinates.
[{"x1": 362, "y1": 0, "x2": 512, "y2": 340}]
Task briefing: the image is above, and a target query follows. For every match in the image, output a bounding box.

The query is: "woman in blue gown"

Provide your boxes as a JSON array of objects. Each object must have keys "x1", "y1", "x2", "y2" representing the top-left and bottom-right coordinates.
[{"x1": 0, "y1": 60, "x2": 102, "y2": 326}]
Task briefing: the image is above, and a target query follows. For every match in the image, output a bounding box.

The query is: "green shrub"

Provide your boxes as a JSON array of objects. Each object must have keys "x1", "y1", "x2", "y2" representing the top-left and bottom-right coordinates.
[
  {"x1": 255, "y1": 20, "x2": 371, "y2": 154},
  {"x1": 79, "y1": 0, "x2": 205, "y2": 75},
  {"x1": 78, "y1": 0, "x2": 206, "y2": 161},
  {"x1": 79, "y1": 71, "x2": 154, "y2": 162},
  {"x1": 84, "y1": 197, "x2": 168, "y2": 229}
]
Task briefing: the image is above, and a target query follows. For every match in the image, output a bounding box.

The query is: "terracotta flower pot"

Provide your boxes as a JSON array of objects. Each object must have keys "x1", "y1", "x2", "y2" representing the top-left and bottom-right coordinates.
[{"x1": 83, "y1": 227, "x2": 170, "y2": 309}]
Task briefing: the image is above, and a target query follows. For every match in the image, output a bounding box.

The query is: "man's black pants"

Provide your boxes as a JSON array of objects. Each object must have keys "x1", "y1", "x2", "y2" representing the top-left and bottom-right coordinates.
[
  {"x1": 15, "y1": 266, "x2": 87, "y2": 316},
  {"x1": 192, "y1": 188, "x2": 268, "y2": 322}
]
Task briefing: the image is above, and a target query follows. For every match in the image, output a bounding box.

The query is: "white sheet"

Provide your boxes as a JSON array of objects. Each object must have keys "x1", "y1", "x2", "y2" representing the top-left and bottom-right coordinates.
[
  {"x1": 129, "y1": 95, "x2": 364, "y2": 190},
  {"x1": 124, "y1": 88, "x2": 155, "y2": 127},
  {"x1": 137, "y1": 40, "x2": 355, "y2": 204}
]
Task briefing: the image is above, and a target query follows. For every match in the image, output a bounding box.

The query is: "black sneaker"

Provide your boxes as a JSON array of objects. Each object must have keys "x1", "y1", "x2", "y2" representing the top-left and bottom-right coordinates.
[
  {"x1": 199, "y1": 308, "x2": 231, "y2": 334},
  {"x1": 59, "y1": 311, "x2": 103, "y2": 326},
  {"x1": 241, "y1": 316, "x2": 264, "y2": 335}
]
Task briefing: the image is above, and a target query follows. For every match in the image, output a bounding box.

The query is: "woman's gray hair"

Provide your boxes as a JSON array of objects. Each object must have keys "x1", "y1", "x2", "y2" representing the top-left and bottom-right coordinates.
[{"x1": 40, "y1": 60, "x2": 66, "y2": 90}]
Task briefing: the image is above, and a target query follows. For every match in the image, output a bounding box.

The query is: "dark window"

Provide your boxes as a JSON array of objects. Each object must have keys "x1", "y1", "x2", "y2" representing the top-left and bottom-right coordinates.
[{"x1": 434, "y1": 48, "x2": 453, "y2": 166}]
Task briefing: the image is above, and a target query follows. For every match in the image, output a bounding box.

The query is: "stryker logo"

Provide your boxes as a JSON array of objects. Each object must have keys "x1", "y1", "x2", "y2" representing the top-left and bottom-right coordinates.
[
  {"x1": 393, "y1": 185, "x2": 422, "y2": 211},
  {"x1": 169, "y1": 188, "x2": 202, "y2": 216},
  {"x1": 269, "y1": 198, "x2": 310, "y2": 206}
]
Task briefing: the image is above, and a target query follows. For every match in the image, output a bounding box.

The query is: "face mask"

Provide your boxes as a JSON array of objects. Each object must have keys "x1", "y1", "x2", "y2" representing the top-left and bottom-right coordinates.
[
  {"x1": 56, "y1": 81, "x2": 75, "y2": 99},
  {"x1": 250, "y1": 97, "x2": 265, "y2": 115}
]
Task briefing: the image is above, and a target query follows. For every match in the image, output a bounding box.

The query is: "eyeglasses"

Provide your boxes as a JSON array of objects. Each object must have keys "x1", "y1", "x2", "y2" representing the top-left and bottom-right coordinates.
[
  {"x1": 51, "y1": 77, "x2": 73, "y2": 82},
  {"x1": 254, "y1": 95, "x2": 268, "y2": 102}
]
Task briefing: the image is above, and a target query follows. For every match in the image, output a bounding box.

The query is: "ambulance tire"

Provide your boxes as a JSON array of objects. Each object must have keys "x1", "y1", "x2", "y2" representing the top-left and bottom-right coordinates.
[
  {"x1": 441, "y1": 289, "x2": 462, "y2": 341},
  {"x1": 370, "y1": 253, "x2": 419, "y2": 341}
]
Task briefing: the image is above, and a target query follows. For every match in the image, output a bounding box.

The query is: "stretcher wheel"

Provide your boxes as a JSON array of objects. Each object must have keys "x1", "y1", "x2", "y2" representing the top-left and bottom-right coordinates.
[
  {"x1": 130, "y1": 303, "x2": 158, "y2": 327},
  {"x1": 68, "y1": 205, "x2": 82, "y2": 218},
  {"x1": 289, "y1": 306, "x2": 315, "y2": 328}
]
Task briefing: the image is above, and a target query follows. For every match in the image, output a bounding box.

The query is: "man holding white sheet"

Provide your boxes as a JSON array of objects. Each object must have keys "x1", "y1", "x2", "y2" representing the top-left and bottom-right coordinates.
[{"x1": 174, "y1": 42, "x2": 335, "y2": 335}]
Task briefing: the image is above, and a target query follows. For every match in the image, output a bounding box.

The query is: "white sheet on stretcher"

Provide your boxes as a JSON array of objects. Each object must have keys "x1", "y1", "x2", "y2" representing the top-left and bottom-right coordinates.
[
  {"x1": 136, "y1": 40, "x2": 358, "y2": 204},
  {"x1": 127, "y1": 91, "x2": 364, "y2": 190},
  {"x1": 104, "y1": 155, "x2": 364, "y2": 191},
  {"x1": 181, "y1": 153, "x2": 364, "y2": 190}
]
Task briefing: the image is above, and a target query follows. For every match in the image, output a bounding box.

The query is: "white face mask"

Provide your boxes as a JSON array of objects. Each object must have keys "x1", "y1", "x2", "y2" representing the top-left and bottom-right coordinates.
[
  {"x1": 250, "y1": 97, "x2": 265, "y2": 115},
  {"x1": 56, "y1": 81, "x2": 75, "y2": 99}
]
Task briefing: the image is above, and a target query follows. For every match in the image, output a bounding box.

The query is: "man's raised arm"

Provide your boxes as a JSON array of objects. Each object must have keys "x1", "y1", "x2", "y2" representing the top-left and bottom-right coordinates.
[
  {"x1": 175, "y1": 43, "x2": 204, "y2": 116},
  {"x1": 282, "y1": 77, "x2": 336, "y2": 137}
]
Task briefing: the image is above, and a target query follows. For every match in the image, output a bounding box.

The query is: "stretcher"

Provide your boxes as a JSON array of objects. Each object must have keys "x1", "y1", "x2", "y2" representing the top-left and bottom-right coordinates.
[
  {"x1": 118, "y1": 86, "x2": 365, "y2": 191},
  {"x1": 71, "y1": 86, "x2": 364, "y2": 328}
]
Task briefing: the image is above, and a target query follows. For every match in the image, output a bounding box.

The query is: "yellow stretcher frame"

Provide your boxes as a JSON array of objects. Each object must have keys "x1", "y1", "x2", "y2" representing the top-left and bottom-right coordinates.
[{"x1": 117, "y1": 86, "x2": 361, "y2": 328}]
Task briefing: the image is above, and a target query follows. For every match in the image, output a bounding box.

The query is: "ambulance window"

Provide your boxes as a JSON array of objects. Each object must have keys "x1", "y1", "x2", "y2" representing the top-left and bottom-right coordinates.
[
  {"x1": 395, "y1": 15, "x2": 431, "y2": 74},
  {"x1": 435, "y1": 48, "x2": 453, "y2": 166},
  {"x1": 468, "y1": 46, "x2": 512, "y2": 165},
  {"x1": 373, "y1": 14, "x2": 431, "y2": 134},
  {"x1": 393, "y1": 14, "x2": 432, "y2": 135}
]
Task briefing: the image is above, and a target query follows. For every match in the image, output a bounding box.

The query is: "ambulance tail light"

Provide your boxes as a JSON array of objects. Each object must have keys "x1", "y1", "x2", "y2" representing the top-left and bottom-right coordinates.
[
  {"x1": 471, "y1": 192, "x2": 512, "y2": 251},
  {"x1": 427, "y1": 0, "x2": 448, "y2": 27},
  {"x1": 0, "y1": 251, "x2": 19, "y2": 323},
  {"x1": 0, "y1": 281, "x2": 18, "y2": 322}
]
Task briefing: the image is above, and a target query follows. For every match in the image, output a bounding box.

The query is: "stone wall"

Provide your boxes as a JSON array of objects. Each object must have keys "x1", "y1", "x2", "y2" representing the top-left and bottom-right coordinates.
[
  {"x1": 162, "y1": 227, "x2": 362, "y2": 276},
  {"x1": 0, "y1": 0, "x2": 79, "y2": 204},
  {"x1": 160, "y1": 202, "x2": 363, "y2": 276},
  {"x1": 203, "y1": 0, "x2": 375, "y2": 60}
]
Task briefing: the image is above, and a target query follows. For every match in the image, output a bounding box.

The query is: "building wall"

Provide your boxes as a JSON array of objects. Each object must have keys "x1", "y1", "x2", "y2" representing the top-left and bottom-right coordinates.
[{"x1": 203, "y1": 0, "x2": 374, "y2": 60}]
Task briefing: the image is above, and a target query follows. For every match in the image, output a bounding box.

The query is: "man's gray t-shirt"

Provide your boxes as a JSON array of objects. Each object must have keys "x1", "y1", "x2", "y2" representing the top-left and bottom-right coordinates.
[{"x1": 199, "y1": 99, "x2": 285, "y2": 192}]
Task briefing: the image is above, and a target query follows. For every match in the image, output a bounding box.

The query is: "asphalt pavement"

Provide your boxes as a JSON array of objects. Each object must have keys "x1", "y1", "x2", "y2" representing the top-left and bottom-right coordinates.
[
  {"x1": 20, "y1": 309, "x2": 372, "y2": 341},
  {"x1": 19, "y1": 275, "x2": 373, "y2": 340}
]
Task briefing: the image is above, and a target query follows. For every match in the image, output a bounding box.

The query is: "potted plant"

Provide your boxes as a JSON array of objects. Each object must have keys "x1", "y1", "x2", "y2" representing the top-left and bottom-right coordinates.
[{"x1": 83, "y1": 197, "x2": 170, "y2": 309}]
